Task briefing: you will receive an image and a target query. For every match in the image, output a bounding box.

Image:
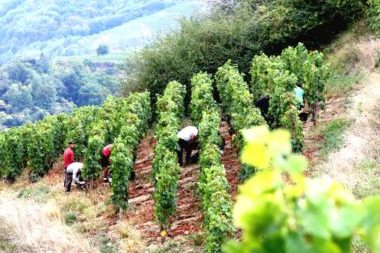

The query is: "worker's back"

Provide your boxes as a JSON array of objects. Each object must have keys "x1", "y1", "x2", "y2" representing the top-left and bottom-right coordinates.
[
  {"x1": 66, "y1": 162, "x2": 83, "y2": 174},
  {"x1": 177, "y1": 126, "x2": 198, "y2": 141}
]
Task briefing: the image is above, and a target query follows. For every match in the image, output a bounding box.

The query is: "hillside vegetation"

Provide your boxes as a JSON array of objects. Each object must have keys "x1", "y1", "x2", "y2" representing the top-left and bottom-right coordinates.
[
  {"x1": 123, "y1": 0, "x2": 370, "y2": 104},
  {"x1": 0, "y1": 0, "x2": 204, "y2": 62},
  {"x1": 0, "y1": 0, "x2": 204, "y2": 129}
]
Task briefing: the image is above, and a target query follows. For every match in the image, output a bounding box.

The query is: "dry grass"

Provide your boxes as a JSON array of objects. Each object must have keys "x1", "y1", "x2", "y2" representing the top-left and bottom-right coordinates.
[
  {"x1": 0, "y1": 170, "x2": 147, "y2": 253},
  {"x1": 0, "y1": 219, "x2": 17, "y2": 253},
  {"x1": 315, "y1": 71, "x2": 380, "y2": 189},
  {"x1": 0, "y1": 192, "x2": 97, "y2": 252},
  {"x1": 113, "y1": 221, "x2": 146, "y2": 252},
  {"x1": 324, "y1": 21, "x2": 380, "y2": 97}
]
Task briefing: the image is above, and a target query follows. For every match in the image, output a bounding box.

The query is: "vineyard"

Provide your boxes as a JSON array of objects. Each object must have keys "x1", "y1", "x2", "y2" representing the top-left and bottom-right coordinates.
[{"x1": 0, "y1": 43, "x2": 331, "y2": 250}]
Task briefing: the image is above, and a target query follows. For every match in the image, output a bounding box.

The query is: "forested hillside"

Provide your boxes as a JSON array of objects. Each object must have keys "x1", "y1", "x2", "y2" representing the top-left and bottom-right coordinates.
[
  {"x1": 0, "y1": 0, "x2": 205, "y2": 62},
  {"x1": 0, "y1": 0, "x2": 205, "y2": 129}
]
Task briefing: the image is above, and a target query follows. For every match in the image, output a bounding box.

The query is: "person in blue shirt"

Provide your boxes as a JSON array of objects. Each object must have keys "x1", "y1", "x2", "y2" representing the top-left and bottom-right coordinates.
[{"x1": 294, "y1": 85, "x2": 305, "y2": 109}]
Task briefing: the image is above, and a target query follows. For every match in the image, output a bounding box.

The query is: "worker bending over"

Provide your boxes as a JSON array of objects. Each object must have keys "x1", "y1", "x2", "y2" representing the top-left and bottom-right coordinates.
[
  {"x1": 65, "y1": 162, "x2": 85, "y2": 192},
  {"x1": 177, "y1": 126, "x2": 198, "y2": 166}
]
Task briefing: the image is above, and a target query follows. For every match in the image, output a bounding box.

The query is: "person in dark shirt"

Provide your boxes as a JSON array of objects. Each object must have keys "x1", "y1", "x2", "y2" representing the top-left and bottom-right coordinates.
[
  {"x1": 255, "y1": 95, "x2": 270, "y2": 121},
  {"x1": 63, "y1": 141, "x2": 75, "y2": 189}
]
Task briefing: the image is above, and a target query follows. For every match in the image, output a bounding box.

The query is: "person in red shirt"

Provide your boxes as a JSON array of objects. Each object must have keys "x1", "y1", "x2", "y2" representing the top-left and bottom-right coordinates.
[
  {"x1": 63, "y1": 141, "x2": 76, "y2": 190},
  {"x1": 101, "y1": 144, "x2": 113, "y2": 183}
]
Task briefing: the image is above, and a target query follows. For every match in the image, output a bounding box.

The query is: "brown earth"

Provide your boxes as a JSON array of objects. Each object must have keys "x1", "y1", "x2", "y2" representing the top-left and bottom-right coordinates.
[{"x1": 124, "y1": 122, "x2": 241, "y2": 244}]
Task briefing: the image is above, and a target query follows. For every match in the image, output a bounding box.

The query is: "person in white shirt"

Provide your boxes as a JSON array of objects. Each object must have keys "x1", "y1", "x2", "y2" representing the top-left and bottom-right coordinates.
[
  {"x1": 65, "y1": 162, "x2": 86, "y2": 192},
  {"x1": 177, "y1": 126, "x2": 198, "y2": 166}
]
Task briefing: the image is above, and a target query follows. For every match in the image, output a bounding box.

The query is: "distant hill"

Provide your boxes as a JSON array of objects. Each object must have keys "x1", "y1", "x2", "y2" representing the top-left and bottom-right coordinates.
[{"x1": 0, "y1": 0, "x2": 206, "y2": 63}]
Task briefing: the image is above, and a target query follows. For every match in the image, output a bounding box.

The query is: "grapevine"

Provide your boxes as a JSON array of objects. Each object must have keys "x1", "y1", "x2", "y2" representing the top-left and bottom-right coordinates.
[
  {"x1": 110, "y1": 92, "x2": 151, "y2": 210},
  {"x1": 215, "y1": 60, "x2": 266, "y2": 179},
  {"x1": 2, "y1": 127, "x2": 30, "y2": 182},
  {"x1": 83, "y1": 121, "x2": 107, "y2": 182},
  {"x1": 153, "y1": 81, "x2": 185, "y2": 228},
  {"x1": 191, "y1": 72, "x2": 233, "y2": 252},
  {"x1": 27, "y1": 121, "x2": 55, "y2": 182},
  {"x1": 225, "y1": 125, "x2": 380, "y2": 253}
]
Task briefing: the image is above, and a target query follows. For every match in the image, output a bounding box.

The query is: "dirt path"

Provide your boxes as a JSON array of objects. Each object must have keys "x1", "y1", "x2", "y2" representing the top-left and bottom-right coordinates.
[
  {"x1": 126, "y1": 121, "x2": 242, "y2": 245},
  {"x1": 220, "y1": 121, "x2": 241, "y2": 197},
  {"x1": 315, "y1": 70, "x2": 380, "y2": 191},
  {"x1": 126, "y1": 132, "x2": 204, "y2": 243},
  {"x1": 304, "y1": 36, "x2": 380, "y2": 192}
]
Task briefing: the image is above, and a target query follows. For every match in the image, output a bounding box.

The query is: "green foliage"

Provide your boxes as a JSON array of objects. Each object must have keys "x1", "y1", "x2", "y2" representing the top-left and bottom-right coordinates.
[
  {"x1": 110, "y1": 124, "x2": 136, "y2": 210},
  {"x1": 153, "y1": 81, "x2": 185, "y2": 228},
  {"x1": 201, "y1": 164, "x2": 233, "y2": 253},
  {"x1": 83, "y1": 122, "x2": 107, "y2": 182},
  {"x1": 124, "y1": 0, "x2": 365, "y2": 101},
  {"x1": 153, "y1": 149, "x2": 181, "y2": 227},
  {"x1": 368, "y1": 0, "x2": 380, "y2": 36},
  {"x1": 0, "y1": 1, "x2": 200, "y2": 63},
  {"x1": 0, "y1": 57, "x2": 120, "y2": 129},
  {"x1": 281, "y1": 43, "x2": 330, "y2": 107},
  {"x1": 64, "y1": 212, "x2": 78, "y2": 225},
  {"x1": 250, "y1": 54, "x2": 292, "y2": 101},
  {"x1": 27, "y1": 122, "x2": 55, "y2": 182},
  {"x1": 280, "y1": 105, "x2": 304, "y2": 153},
  {"x1": 191, "y1": 71, "x2": 233, "y2": 252},
  {"x1": 1, "y1": 128, "x2": 28, "y2": 182},
  {"x1": 250, "y1": 44, "x2": 330, "y2": 151},
  {"x1": 225, "y1": 125, "x2": 380, "y2": 253},
  {"x1": 42, "y1": 114, "x2": 68, "y2": 156},
  {"x1": 0, "y1": 92, "x2": 151, "y2": 184},
  {"x1": 0, "y1": 134, "x2": 5, "y2": 178},
  {"x1": 215, "y1": 61, "x2": 266, "y2": 133},
  {"x1": 190, "y1": 72, "x2": 217, "y2": 124},
  {"x1": 321, "y1": 118, "x2": 351, "y2": 157},
  {"x1": 215, "y1": 60, "x2": 266, "y2": 179},
  {"x1": 110, "y1": 92, "x2": 151, "y2": 210},
  {"x1": 65, "y1": 106, "x2": 100, "y2": 158}
]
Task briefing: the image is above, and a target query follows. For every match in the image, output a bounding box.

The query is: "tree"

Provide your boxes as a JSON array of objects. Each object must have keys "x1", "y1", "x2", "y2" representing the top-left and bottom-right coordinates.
[
  {"x1": 4, "y1": 83, "x2": 33, "y2": 112},
  {"x1": 7, "y1": 62, "x2": 32, "y2": 84},
  {"x1": 96, "y1": 44, "x2": 109, "y2": 55},
  {"x1": 31, "y1": 75, "x2": 57, "y2": 108}
]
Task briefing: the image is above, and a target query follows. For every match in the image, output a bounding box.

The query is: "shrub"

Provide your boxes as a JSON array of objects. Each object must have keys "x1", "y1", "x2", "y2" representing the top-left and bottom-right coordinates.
[
  {"x1": 97, "y1": 44, "x2": 109, "y2": 55},
  {"x1": 64, "y1": 212, "x2": 77, "y2": 225}
]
